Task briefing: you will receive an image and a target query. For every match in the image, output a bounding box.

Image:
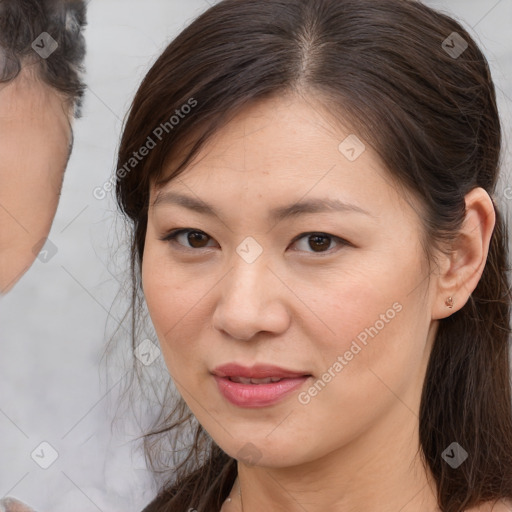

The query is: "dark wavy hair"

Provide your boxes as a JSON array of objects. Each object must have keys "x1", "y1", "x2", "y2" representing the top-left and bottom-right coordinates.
[
  {"x1": 112, "y1": 0, "x2": 512, "y2": 511},
  {"x1": 0, "y1": 0, "x2": 87, "y2": 117}
]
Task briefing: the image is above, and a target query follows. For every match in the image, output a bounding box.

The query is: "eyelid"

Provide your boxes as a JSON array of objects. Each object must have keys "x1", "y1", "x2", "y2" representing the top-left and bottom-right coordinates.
[{"x1": 160, "y1": 228, "x2": 351, "y2": 254}]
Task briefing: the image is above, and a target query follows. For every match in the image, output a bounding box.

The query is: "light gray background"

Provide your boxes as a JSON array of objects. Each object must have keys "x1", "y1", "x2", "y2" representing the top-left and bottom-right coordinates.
[{"x1": 0, "y1": 1, "x2": 511, "y2": 511}]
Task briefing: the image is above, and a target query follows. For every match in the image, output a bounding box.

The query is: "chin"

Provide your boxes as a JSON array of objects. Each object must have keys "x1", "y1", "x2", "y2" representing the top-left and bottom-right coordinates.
[{"x1": 214, "y1": 435, "x2": 310, "y2": 469}]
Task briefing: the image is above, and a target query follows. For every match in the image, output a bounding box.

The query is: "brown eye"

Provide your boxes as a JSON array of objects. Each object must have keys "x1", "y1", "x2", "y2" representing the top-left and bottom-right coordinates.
[
  {"x1": 162, "y1": 229, "x2": 216, "y2": 250},
  {"x1": 186, "y1": 231, "x2": 210, "y2": 248},
  {"x1": 291, "y1": 232, "x2": 348, "y2": 254},
  {"x1": 307, "y1": 234, "x2": 332, "y2": 252}
]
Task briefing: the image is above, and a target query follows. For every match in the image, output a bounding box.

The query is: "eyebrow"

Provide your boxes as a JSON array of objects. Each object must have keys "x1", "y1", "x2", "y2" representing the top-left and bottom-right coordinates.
[{"x1": 152, "y1": 191, "x2": 373, "y2": 223}]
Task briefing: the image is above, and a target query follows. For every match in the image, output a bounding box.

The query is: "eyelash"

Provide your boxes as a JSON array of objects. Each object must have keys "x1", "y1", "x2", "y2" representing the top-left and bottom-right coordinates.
[{"x1": 159, "y1": 228, "x2": 351, "y2": 256}]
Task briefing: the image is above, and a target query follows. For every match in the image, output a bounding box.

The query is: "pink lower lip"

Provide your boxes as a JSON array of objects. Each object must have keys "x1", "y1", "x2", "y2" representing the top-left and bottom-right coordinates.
[{"x1": 213, "y1": 375, "x2": 310, "y2": 408}]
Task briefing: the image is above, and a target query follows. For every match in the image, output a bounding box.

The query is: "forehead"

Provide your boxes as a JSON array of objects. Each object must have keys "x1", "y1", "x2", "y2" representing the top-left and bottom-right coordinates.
[
  {"x1": 0, "y1": 65, "x2": 74, "y2": 161},
  {"x1": 0, "y1": 64, "x2": 72, "y2": 118},
  {"x1": 185, "y1": 93, "x2": 352, "y2": 164},
  {"x1": 151, "y1": 93, "x2": 393, "y2": 207}
]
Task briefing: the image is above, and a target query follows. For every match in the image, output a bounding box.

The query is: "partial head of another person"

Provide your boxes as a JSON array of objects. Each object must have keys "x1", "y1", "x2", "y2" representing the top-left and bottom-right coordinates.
[{"x1": 0, "y1": 0, "x2": 87, "y2": 294}]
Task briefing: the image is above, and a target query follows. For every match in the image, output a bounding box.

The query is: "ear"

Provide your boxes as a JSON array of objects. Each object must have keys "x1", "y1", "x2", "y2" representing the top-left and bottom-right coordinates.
[{"x1": 432, "y1": 187, "x2": 496, "y2": 320}]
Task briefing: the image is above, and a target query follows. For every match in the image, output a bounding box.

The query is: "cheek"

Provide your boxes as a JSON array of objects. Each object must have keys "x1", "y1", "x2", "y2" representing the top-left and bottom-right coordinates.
[
  {"x1": 141, "y1": 246, "x2": 208, "y2": 374},
  {"x1": 303, "y1": 250, "x2": 429, "y2": 385},
  {"x1": 285, "y1": 263, "x2": 429, "y2": 457}
]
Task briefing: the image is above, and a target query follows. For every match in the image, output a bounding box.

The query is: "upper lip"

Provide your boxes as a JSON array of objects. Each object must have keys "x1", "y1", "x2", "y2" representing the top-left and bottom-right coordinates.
[{"x1": 212, "y1": 363, "x2": 311, "y2": 379}]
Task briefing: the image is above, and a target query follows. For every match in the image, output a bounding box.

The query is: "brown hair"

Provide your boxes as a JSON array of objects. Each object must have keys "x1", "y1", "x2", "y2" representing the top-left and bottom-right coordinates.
[{"x1": 113, "y1": 0, "x2": 512, "y2": 511}]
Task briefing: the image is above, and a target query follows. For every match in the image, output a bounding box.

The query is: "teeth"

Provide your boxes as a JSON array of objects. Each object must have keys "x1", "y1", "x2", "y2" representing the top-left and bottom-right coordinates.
[
  {"x1": 250, "y1": 377, "x2": 280, "y2": 384},
  {"x1": 229, "y1": 376, "x2": 283, "y2": 384},
  {"x1": 231, "y1": 377, "x2": 252, "y2": 384}
]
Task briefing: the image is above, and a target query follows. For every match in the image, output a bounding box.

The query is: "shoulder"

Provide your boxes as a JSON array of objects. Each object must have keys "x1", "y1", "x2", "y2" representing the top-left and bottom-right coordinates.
[{"x1": 0, "y1": 498, "x2": 37, "y2": 512}]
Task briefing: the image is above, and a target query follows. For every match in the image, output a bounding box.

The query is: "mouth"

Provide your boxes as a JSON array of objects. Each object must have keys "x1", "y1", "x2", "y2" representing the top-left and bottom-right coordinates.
[{"x1": 211, "y1": 363, "x2": 312, "y2": 407}]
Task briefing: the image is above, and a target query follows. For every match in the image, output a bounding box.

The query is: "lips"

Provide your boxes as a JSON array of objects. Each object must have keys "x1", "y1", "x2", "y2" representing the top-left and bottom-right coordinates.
[{"x1": 211, "y1": 363, "x2": 312, "y2": 407}]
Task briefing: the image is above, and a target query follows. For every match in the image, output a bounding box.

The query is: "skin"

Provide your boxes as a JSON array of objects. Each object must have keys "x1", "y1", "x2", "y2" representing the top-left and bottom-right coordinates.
[
  {"x1": 0, "y1": 497, "x2": 35, "y2": 511},
  {"x1": 142, "y1": 92, "x2": 502, "y2": 512},
  {"x1": 0, "y1": 64, "x2": 73, "y2": 294}
]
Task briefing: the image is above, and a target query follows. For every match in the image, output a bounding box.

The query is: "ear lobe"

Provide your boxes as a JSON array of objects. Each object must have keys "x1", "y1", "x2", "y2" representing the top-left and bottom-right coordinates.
[{"x1": 432, "y1": 187, "x2": 496, "y2": 320}]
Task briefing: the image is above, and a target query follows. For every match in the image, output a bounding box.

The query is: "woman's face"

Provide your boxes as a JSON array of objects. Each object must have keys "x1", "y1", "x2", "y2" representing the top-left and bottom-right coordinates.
[{"x1": 142, "y1": 93, "x2": 439, "y2": 469}]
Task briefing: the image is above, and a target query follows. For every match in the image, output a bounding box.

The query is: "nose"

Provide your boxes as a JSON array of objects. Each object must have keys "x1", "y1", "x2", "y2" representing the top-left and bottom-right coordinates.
[{"x1": 212, "y1": 255, "x2": 291, "y2": 341}]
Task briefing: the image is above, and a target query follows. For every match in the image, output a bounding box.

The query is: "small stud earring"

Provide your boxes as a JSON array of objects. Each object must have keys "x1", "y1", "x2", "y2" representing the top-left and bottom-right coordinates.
[{"x1": 445, "y1": 296, "x2": 454, "y2": 309}]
